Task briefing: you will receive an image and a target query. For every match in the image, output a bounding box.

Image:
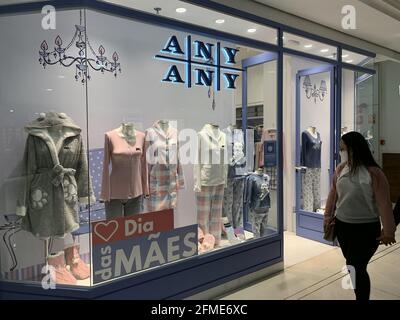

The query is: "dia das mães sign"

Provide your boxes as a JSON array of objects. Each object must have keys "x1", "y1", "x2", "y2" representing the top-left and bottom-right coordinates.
[{"x1": 91, "y1": 209, "x2": 198, "y2": 284}]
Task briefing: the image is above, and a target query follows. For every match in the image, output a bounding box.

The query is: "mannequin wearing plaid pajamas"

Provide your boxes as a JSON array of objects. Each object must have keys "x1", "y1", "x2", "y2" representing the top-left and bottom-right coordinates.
[
  {"x1": 301, "y1": 128, "x2": 322, "y2": 212},
  {"x1": 145, "y1": 120, "x2": 185, "y2": 212},
  {"x1": 194, "y1": 124, "x2": 228, "y2": 246}
]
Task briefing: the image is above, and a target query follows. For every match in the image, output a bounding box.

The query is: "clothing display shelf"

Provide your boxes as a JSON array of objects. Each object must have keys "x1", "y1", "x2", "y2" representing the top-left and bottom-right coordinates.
[{"x1": 235, "y1": 104, "x2": 264, "y2": 129}]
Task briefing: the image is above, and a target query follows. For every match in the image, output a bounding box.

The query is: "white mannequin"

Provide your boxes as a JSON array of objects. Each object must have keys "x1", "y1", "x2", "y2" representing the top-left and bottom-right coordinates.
[
  {"x1": 307, "y1": 126, "x2": 318, "y2": 139},
  {"x1": 117, "y1": 122, "x2": 136, "y2": 145},
  {"x1": 158, "y1": 120, "x2": 169, "y2": 133}
]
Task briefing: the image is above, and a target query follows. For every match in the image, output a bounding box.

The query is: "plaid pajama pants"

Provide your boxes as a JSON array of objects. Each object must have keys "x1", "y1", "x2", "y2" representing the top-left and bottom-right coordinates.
[
  {"x1": 147, "y1": 164, "x2": 184, "y2": 212},
  {"x1": 196, "y1": 184, "x2": 225, "y2": 245}
]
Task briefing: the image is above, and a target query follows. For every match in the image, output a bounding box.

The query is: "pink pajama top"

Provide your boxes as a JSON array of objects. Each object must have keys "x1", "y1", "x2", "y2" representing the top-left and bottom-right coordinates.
[{"x1": 100, "y1": 129, "x2": 149, "y2": 201}]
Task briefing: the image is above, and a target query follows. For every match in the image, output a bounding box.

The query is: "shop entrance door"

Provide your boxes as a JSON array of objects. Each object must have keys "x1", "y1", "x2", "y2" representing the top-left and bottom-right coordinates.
[
  {"x1": 241, "y1": 52, "x2": 279, "y2": 234},
  {"x1": 295, "y1": 66, "x2": 335, "y2": 244}
]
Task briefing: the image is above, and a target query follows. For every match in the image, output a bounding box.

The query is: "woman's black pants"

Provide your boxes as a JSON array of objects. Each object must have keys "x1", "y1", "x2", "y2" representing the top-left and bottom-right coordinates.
[{"x1": 335, "y1": 218, "x2": 381, "y2": 301}]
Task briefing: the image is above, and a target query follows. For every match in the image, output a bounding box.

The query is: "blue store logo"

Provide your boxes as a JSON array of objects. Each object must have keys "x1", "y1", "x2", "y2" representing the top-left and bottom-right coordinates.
[{"x1": 155, "y1": 35, "x2": 242, "y2": 90}]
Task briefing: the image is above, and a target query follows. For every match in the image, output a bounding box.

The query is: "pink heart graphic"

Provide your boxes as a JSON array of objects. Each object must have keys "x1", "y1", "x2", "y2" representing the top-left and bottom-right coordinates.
[{"x1": 94, "y1": 220, "x2": 119, "y2": 242}]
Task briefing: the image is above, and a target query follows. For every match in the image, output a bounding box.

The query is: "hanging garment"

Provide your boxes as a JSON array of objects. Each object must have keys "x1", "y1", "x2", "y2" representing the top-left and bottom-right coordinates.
[
  {"x1": 254, "y1": 142, "x2": 263, "y2": 170},
  {"x1": 302, "y1": 168, "x2": 321, "y2": 212},
  {"x1": 245, "y1": 129, "x2": 255, "y2": 173},
  {"x1": 222, "y1": 126, "x2": 246, "y2": 178},
  {"x1": 144, "y1": 121, "x2": 185, "y2": 211},
  {"x1": 105, "y1": 196, "x2": 142, "y2": 219},
  {"x1": 194, "y1": 124, "x2": 228, "y2": 190},
  {"x1": 16, "y1": 112, "x2": 95, "y2": 238},
  {"x1": 301, "y1": 130, "x2": 322, "y2": 168},
  {"x1": 196, "y1": 184, "x2": 224, "y2": 245},
  {"x1": 222, "y1": 176, "x2": 245, "y2": 229},
  {"x1": 100, "y1": 129, "x2": 149, "y2": 202}
]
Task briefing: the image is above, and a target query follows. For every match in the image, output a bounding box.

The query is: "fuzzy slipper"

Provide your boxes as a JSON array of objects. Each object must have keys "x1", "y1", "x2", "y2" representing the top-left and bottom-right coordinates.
[
  {"x1": 198, "y1": 227, "x2": 205, "y2": 243},
  {"x1": 200, "y1": 234, "x2": 216, "y2": 253}
]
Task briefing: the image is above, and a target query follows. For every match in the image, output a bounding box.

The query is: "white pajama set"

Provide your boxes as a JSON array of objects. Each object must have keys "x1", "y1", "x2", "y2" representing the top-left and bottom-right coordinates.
[{"x1": 194, "y1": 124, "x2": 228, "y2": 245}]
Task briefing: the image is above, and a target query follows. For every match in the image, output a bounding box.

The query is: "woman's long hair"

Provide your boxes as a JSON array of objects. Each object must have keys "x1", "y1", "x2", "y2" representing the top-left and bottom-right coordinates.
[{"x1": 341, "y1": 131, "x2": 380, "y2": 175}]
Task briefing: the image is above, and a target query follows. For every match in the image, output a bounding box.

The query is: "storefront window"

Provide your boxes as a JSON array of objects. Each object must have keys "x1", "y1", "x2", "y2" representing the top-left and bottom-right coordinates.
[
  {"x1": 0, "y1": 7, "x2": 280, "y2": 287},
  {"x1": 342, "y1": 69, "x2": 377, "y2": 158}
]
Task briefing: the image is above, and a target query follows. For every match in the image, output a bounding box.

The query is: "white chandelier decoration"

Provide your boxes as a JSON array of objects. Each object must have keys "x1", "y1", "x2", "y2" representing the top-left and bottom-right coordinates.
[
  {"x1": 302, "y1": 75, "x2": 328, "y2": 103},
  {"x1": 39, "y1": 10, "x2": 121, "y2": 83}
]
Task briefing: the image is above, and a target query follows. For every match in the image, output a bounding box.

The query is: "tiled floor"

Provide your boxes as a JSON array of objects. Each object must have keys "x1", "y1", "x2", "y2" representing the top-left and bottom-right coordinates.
[{"x1": 221, "y1": 230, "x2": 400, "y2": 300}]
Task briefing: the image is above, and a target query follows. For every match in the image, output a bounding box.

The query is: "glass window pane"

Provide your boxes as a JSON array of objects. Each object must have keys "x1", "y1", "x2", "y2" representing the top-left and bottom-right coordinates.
[
  {"x1": 342, "y1": 69, "x2": 377, "y2": 158},
  {"x1": 283, "y1": 32, "x2": 337, "y2": 60},
  {"x1": 85, "y1": 9, "x2": 279, "y2": 285},
  {"x1": 342, "y1": 49, "x2": 374, "y2": 67},
  {"x1": 0, "y1": 10, "x2": 90, "y2": 287}
]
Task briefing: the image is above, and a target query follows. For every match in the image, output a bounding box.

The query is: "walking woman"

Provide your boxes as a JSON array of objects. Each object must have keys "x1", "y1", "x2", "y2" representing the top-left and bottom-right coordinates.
[{"x1": 324, "y1": 131, "x2": 396, "y2": 301}]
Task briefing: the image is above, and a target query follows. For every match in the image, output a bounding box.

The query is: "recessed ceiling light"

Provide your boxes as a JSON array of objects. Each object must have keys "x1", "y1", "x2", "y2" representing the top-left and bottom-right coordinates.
[
  {"x1": 176, "y1": 7, "x2": 186, "y2": 13},
  {"x1": 346, "y1": 60, "x2": 354, "y2": 63},
  {"x1": 320, "y1": 49, "x2": 329, "y2": 53},
  {"x1": 247, "y1": 28, "x2": 257, "y2": 33},
  {"x1": 9, "y1": 109, "x2": 14, "y2": 113},
  {"x1": 342, "y1": 54, "x2": 349, "y2": 58},
  {"x1": 58, "y1": 75, "x2": 65, "y2": 79},
  {"x1": 215, "y1": 19, "x2": 225, "y2": 24},
  {"x1": 46, "y1": 88, "x2": 53, "y2": 92},
  {"x1": 304, "y1": 44, "x2": 313, "y2": 48}
]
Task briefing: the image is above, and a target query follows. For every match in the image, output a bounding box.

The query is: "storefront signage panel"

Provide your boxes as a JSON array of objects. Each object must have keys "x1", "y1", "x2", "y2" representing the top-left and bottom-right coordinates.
[{"x1": 155, "y1": 35, "x2": 242, "y2": 90}]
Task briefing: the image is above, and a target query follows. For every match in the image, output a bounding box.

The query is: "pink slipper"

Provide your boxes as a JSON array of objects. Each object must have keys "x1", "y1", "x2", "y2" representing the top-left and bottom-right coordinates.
[
  {"x1": 198, "y1": 227, "x2": 205, "y2": 243},
  {"x1": 200, "y1": 234, "x2": 216, "y2": 252}
]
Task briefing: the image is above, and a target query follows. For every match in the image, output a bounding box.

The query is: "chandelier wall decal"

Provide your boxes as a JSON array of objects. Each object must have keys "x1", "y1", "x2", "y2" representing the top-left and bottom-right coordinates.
[
  {"x1": 302, "y1": 75, "x2": 328, "y2": 103},
  {"x1": 39, "y1": 10, "x2": 121, "y2": 83}
]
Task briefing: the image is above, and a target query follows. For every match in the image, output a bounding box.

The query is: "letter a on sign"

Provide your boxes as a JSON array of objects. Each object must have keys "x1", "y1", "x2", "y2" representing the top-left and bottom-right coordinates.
[
  {"x1": 163, "y1": 65, "x2": 184, "y2": 83},
  {"x1": 161, "y1": 35, "x2": 184, "y2": 55}
]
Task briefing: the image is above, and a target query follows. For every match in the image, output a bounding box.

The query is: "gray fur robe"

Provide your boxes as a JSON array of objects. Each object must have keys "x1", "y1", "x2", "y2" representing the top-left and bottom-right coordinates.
[{"x1": 16, "y1": 112, "x2": 95, "y2": 238}]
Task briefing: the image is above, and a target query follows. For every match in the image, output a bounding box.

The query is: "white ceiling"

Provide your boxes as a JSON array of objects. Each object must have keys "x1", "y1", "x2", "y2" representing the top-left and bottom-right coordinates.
[
  {"x1": 254, "y1": 0, "x2": 400, "y2": 53},
  {"x1": 1, "y1": 0, "x2": 399, "y2": 57}
]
